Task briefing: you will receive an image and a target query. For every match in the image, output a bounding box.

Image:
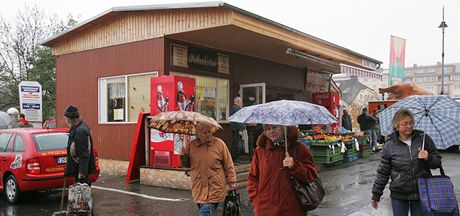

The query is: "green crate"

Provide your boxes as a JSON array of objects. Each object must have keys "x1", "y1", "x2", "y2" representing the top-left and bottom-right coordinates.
[
  {"x1": 346, "y1": 148, "x2": 357, "y2": 155},
  {"x1": 313, "y1": 153, "x2": 344, "y2": 164},
  {"x1": 311, "y1": 146, "x2": 342, "y2": 157},
  {"x1": 356, "y1": 136, "x2": 369, "y2": 145}
]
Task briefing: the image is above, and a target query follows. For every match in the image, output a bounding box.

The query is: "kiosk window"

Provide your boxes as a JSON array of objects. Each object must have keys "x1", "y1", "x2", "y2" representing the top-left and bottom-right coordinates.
[
  {"x1": 171, "y1": 72, "x2": 229, "y2": 122},
  {"x1": 98, "y1": 72, "x2": 158, "y2": 123}
]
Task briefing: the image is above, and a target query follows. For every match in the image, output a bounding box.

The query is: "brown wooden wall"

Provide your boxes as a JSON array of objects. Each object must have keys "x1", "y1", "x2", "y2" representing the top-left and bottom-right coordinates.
[{"x1": 55, "y1": 38, "x2": 165, "y2": 161}]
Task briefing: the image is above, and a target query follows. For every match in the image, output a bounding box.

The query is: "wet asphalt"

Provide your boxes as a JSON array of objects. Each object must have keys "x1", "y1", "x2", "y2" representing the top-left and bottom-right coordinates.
[{"x1": 0, "y1": 152, "x2": 458, "y2": 216}]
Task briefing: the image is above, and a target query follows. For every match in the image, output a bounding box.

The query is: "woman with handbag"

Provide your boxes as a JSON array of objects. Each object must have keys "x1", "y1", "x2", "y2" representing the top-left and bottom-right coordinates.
[
  {"x1": 247, "y1": 125, "x2": 317, "y2": 215},
  {"x1": 371, "y1": 108, "x2": 442, "y2": 216}
]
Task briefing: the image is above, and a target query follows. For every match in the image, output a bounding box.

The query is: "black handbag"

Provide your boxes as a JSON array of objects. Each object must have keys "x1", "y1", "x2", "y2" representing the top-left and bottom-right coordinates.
[
  {"x1": 223, "y1": 189, "x2": 242, "y2": 216},
  {"x1": 290, "y1": 143, "x2": 325, "y2": 211}
]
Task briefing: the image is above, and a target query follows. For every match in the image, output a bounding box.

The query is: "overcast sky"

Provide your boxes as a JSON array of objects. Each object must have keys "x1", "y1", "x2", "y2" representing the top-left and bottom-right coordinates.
[{"x1": 1, "y1": 0, "x2": 459, "y2": 69}]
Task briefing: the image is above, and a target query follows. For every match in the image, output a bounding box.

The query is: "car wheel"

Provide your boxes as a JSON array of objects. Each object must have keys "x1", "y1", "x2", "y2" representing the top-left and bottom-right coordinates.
[{"x1": 4, "y1": 175, "x2": 21, "y2": 204}]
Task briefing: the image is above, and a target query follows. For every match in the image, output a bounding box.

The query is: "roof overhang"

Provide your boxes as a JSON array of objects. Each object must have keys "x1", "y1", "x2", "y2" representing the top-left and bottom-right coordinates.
[{"x1": 167, "y1": 25, "x2": 341, "y2": 72}]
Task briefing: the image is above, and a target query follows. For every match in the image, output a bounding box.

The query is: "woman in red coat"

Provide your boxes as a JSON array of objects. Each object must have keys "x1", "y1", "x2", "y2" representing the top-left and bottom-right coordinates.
[{"x1": 248, "y1": 125, "x2": 317, "y2": 216}]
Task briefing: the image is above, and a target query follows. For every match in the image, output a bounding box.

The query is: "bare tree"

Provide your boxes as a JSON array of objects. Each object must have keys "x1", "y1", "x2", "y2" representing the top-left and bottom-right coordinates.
[{"x1": 0, "y1": 5, "x2": 77, "y2": 117}]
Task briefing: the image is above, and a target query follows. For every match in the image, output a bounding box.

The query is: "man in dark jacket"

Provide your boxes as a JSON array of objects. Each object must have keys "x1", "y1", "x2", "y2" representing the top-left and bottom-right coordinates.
[
  {"x1": 342, "y1": 109, "x2": 352, "y2": 131},
  {"x1": 230, "y1": 97, "x2": 245, "y2": 163},
  {"x1": 357, "y1": 108, "x2": 378, "y2": 151},
  {"x1": 64, "y1": 105, "x2": 97, "y2": 185}
]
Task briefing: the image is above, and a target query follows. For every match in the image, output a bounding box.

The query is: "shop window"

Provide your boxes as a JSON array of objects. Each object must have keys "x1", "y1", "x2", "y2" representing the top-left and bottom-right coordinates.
[
  {"x1": 98, "y1": 72, "x2": 158, "y2": 123},
  {"x1": 171, "y1": 72, "x2": 229, "y2": 122}
]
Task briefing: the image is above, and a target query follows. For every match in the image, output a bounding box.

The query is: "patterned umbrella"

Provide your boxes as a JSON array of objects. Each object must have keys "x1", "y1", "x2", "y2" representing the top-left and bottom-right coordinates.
[
  {"x1": 149, "y1": 111, "x2": 221, "y2": 135},
  {"x1": 228, "y1": 100, "x2": 337, "y2": 126},
  {"x1": 379, "y1": 95, "x2": 460, "y2": 149},
  {"x1": 0, "y1": 111, "x2": 12, "y2": 129}
]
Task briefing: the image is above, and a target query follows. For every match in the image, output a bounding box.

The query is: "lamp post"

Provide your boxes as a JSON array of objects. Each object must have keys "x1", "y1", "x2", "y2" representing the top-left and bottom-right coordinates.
[{"x1": 439, "y1": 6, "x2": 448, "y2": 95}]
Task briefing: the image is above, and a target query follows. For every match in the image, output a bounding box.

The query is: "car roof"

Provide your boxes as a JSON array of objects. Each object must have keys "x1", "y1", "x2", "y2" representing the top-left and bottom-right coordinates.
[{"x1": 0, "y1": 128, "x2": 69, "y2": 135}]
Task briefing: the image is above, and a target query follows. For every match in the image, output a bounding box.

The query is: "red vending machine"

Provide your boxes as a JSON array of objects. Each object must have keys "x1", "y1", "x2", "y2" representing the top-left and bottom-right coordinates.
[
  {"x1": 149, "y1": 76, "x2": 196, "y2": 167},
  {"x1": 311, "y1": 92, "x2": 341, "y2": 133}
]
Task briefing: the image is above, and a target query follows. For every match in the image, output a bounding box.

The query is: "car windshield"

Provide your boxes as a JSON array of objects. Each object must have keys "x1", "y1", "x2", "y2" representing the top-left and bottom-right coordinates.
[{"x1": 32, "y1": 132, "x2": 68, "y2": 151}]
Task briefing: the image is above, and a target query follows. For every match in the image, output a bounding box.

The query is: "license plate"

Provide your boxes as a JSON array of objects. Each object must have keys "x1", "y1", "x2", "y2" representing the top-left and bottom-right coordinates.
[{"x1": 56, "y1": 157, "x2": 67, "y2": 164}]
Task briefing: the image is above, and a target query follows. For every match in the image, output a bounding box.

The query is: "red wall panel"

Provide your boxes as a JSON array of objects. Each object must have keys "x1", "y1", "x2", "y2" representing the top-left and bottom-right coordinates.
[{"x1": 55, "y1": 38, "x2": 165, "y2": 160}]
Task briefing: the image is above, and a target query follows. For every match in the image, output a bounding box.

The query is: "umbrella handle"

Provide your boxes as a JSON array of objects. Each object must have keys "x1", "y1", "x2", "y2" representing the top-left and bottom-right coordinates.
[
  {"x1": 422, "y1": 132, "x2": 425, "y2": 150},
  {"x1": 284, "y1": 126, "x2": 289, "y2": 157}
]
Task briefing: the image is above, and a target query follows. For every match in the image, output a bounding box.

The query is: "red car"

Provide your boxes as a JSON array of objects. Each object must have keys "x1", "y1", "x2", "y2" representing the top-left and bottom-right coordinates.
[{"x1": 0, "y1": 128, "x2": 100, "y2": 204}]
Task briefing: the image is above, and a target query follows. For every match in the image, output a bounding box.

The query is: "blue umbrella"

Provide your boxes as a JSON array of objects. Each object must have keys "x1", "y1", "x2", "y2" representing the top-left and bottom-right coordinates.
[
  {"x1": 229, "y1": 100, "x2": 337, "y2": 126},
  {"x1": 379, "y1": 95, "x2": 460, "y2": 150}
]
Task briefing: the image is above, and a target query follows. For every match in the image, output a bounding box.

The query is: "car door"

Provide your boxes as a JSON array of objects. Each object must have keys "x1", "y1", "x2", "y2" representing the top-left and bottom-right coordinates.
[
  {"x1": 3, "y1": 134, "x2": 18, "y2": 171},
  {"x1": 0, "y1": 133, "x2": 14, "y2": 188}
]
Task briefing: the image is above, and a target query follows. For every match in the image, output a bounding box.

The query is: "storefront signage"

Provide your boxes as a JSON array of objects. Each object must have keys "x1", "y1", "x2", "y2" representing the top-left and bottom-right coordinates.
[
  {"x1": 172, "y1": 44, "x2": 230, "y2": 74},
  {"x1": 218, "y1": 54, "x2": 230, "y2": 74},
  {"x1": 306, "y1": 71, "x2": 330, "y2": 93},
  {"x1": 18, "y1": 81, "x2": 42, "y2": 122},
  {"x1": 172, "y1": 44, "x2": 188, "y2": 68},
  {"x1": 362, "y1": 59, "x2": 378, "y2": 70}
]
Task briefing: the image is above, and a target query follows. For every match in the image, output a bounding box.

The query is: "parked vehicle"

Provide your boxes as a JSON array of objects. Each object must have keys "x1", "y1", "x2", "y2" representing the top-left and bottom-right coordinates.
[{"x1": 0, "y1": 128, "x2": 100, "y2": 204}]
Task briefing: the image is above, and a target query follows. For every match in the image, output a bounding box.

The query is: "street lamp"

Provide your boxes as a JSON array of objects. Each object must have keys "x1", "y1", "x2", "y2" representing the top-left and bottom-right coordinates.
[{"x1": 439, "y1": 6, "x2": 448, "y2": 95}]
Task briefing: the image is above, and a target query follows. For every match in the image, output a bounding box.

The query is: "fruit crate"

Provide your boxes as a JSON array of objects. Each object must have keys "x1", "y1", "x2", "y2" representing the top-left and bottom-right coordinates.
[
  {"x1": 313, "y1": 153, "x2": 344, "y2": 164},
  {"x1": 343, "y1": 153, "x2": 358, "y2": 162},
  {"x1": 356, "y1": 136, "x2": 369, "y2": 146},
  {"x1": 310, "y1": 145, "x2": 342, "y2": 157}
]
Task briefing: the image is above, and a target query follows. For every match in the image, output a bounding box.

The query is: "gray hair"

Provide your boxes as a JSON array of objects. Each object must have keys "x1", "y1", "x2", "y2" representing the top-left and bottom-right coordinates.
[{"x1": 392, "y1": 108, "x2": 414, "y2": 131}]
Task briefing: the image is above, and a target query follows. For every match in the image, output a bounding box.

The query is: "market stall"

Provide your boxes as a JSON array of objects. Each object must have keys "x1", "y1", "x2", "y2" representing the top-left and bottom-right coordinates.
[{"x1": 298, "y1": 127, "x2": 371, "y2": 165}]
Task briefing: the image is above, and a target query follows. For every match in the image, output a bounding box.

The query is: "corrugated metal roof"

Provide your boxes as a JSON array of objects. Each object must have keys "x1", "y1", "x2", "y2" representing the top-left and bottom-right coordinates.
[{"x1": 41, "y1": 1, "x2": 381, "y2": 64}]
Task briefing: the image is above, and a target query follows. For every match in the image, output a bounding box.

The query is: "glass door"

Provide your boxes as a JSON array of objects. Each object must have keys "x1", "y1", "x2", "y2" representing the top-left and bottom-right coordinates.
[
  {"x1": 239, "y1": 83, "x2": 266, "y2": 107},
  {"x1": 239, "y1": 83, "x2": 265, "y2": 154}
]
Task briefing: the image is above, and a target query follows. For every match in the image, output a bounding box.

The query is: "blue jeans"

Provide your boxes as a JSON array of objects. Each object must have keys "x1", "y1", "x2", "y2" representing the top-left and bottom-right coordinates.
[
  {"x1": 364, "y1": 129, "x2": 377, "y2": 148},
  {"x1": 391, "y1": 198, "x2": 422, "y2": 216},
  {"x1": 197, "y1": 203, "x2": 218, "y2": 216}
]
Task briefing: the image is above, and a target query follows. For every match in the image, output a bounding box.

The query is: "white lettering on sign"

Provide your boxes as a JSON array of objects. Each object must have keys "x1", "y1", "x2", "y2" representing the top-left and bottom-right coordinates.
[{"x1": 188, "y1": 53, "x2": 218, "y2": 67}]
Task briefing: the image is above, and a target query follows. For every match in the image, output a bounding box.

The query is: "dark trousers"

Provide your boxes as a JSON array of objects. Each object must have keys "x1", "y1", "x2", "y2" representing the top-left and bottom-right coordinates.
[
  {"x1": 391, "y1": 198, "x2": 422, "y2": 216},
  {"x1": 231, "y1": 130, "x2": 241, "y2": 162}
]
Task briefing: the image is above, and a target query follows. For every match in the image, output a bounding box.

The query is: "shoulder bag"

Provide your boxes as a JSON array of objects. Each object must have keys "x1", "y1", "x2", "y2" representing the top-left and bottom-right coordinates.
[{"x1": 290, "y1": 142, "x2": 325, "y2": 211}]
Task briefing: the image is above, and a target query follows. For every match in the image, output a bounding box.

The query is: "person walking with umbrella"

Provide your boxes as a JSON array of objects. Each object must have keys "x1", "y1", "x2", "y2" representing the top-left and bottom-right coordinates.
[
  {"x1": 248, "y1": 125, "x2": 317, "y2": 215},
  {"x1": 371, "y1": 108, "x2": 441, "y2": 216},
  {"x1": 179, "y1": 122, "x2": 237, "y2": 216}
]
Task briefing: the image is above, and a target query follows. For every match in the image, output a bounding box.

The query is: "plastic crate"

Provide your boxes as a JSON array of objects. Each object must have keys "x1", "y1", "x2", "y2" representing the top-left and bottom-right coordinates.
[
  {"x1": 343, "y1": 153, "x2": 358, "y2": 162},
  {"x1": 356, "y1": 136, "x2": 369, "y2": 145},
  {"x1": 313, "y1": 153, "x2": 344, "y2": 164},
  {"x1": 311, "y1": 146, "x2": 341, "y2": 157}
]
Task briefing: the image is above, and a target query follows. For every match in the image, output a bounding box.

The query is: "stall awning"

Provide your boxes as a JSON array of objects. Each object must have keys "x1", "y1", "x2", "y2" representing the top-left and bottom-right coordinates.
[{"x1": 340, "y1": 64, "x2": 382, "y2": 80}]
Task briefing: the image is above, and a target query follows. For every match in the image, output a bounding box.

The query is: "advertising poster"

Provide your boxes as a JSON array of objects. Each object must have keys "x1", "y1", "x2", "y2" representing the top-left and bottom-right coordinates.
[{"x1": 18, "y1": 81, "x2": 42, "y2": 122}]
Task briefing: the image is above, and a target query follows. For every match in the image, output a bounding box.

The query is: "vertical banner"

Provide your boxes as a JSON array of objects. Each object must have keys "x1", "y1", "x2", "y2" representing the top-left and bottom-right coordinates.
[
  {"x1": 389, "y1": 35, "x2": 406, "y2": 86},
  {"x1": 18, "y1": 81, "x2": 42, "y2": 123}
]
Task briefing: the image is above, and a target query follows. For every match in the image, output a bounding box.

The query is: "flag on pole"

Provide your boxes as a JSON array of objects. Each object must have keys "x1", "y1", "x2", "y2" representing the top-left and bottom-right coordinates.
[{"x1": 389, "y1": 36, "x2": 406, "y2": 86}]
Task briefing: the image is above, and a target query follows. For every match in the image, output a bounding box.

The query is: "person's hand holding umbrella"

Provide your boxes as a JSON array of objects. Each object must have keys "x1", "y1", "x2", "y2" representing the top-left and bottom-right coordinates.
[
  {"x1": 418, "y1": 150, "x2": 429, "y2": 160},
  {"x1": 283, "y1": 156, "x2": 294, "y2": 169}
]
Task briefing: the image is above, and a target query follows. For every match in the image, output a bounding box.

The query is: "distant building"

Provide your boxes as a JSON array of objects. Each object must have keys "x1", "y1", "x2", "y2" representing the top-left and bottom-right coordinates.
[{"x1": 403, "y1": 63, "x2": 460, "y2": 98}]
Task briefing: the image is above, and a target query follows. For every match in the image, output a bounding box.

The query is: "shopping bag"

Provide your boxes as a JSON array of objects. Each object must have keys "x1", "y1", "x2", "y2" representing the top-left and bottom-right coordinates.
[
  {"x1": 67, "y1": 182, "x2": 93, "y2": 215},
  {"x1": 418, "y1": 167, "x2": 459, "y2": 216},
  {"x1": 223, "y1": 189, "x2": 241, "y2": 216}
]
